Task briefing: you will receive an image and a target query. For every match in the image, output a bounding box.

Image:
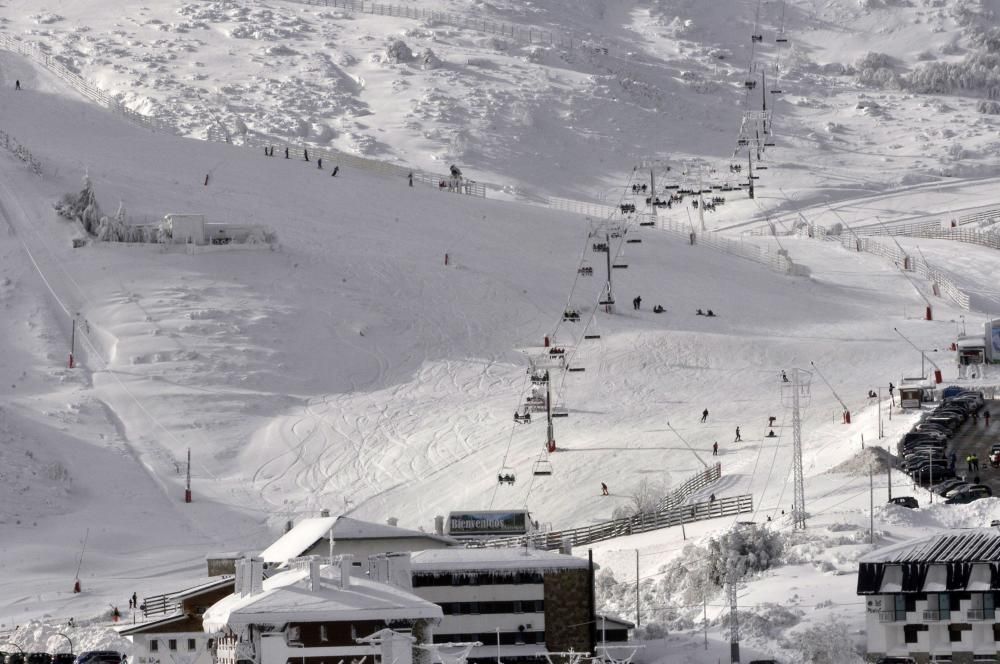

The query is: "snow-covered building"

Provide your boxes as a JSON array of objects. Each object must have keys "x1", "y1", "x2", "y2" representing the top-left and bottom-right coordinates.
[
  {"x1": 858, "y1": 529, "x2": 1000, "y2": 662},
  {"x1": 118, "y1": 577, "x2": 235, "y2": 664},
  {"x1": 259, "y1": 516, "x2": 457, "y2": 570},
  {"x1": 203, "y1": 556, "x2": 442, "y2": 664},
  {"x1": 395, "y1": 547, "x2": 594, "y2": 664}
]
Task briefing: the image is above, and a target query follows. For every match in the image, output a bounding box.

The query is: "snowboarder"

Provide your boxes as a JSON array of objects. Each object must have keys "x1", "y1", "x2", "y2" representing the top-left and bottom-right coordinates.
[
  {"x1": 701, "y1": 408, "x2": 709, "y2": 423},
  {"x1": 766, "y1": 429, "x2": 776, "y2": 438},
  {"x1": 734, "y1": 426, "x2": 741, "y2": 442},
  {"x1": 331, "y1": 166, "x2": 339, "y2": 177},
  {"x1": 601, "y1": 482, "x2": 609, "y2": 496},
  {"x1": 706, "y1": 309, "x2": 716, "y2": 317},
  {"x1": 284, "y1": 147, "x2": 289, "y2": 159},
  {"x1": 696, "y1": 309, "x2": 704, "y2": 316},
  {"x1": 781, "y1": 370, "x2": 788, "y2": 382},
  {"x1": 317, "y1": 158, "x2": 323, "y2": 169},
  {"x1": 450, "y1": 164, "x2": 462, "y2": 178},
  {"x1": 986, "y1": 410, "x2": 992, "y2": 427},
  {"x1": 15, "y1": 80, "x2": 20, "y2": 90},
  {"x1": 408, "y1": 172, "x2": 414, "y2": 187},
  {"x1": 712, "y1": 441, "x2": 718, "y2": 456}
]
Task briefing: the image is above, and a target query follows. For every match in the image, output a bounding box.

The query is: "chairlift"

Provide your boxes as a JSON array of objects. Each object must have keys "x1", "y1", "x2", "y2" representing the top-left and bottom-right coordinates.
[
  {"x1": 513, "y1": 409, "x2": 532, "y2": 424},
  {"x1": 639, "y1": 221, "x2": 654, "y2": 227},
  {"x1": 626, "y1": 238, "x2": 642, "y2": 244},
  {"x1": 593, "y1": 242, "x2": 609, "y2": 253},
  {"x1": 584, "y1": 334, "x2": 601, "y2": 340},
  {"x1": 612, "y1": 263, "x2": 629, "y2": 269},
  {"x1": 532, "y1": 459, "x2": 553, "y2": 476},
  {"x1": 578, "y1": 263, "x2": 593, "y2": 276},
  {"x1": 530, "y1": 370, "x2": 549, "y2": 385},
  {"x1": 551, "y1": 405, "x2": 569, "y2": 418},
  {"x1": 751, "y1": 34, "x2": 763, "y2": 43},
  {"x1": 497, "y1": 468, "x2": 516, "y2": 485},
  {"x1": 563, "y1": 309, "x2": 581, "y2": 322},
  {"x1": 744, "y1": 80, "x2": 757, "y2": 89},
  {"x1": 568, "y1": 366, "x2": 586, "y2": 372},
  {"x1": 771, "y1": 89, "x2": 783, "y2": 94}
]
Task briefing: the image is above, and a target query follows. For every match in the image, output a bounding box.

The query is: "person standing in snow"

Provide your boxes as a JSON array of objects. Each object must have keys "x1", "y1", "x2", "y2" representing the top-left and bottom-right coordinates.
[
  {"x1": 781, "y1": 370, "x2": 788, "y2": 382},
  {"x1": 408, "y1": 172, "x2": 414, "y2": 187},
  {"x1": 304, "y1": 148, "x2": 309, "y2": 162},
  {"x1": 132, "y1": 591, "x2": 138, "y2": 609},
  {"x1": 768, "y1": 415, "x2": 777, "y2": 427},
  {"x1": 888, "y1": 382, "x2": 895, "y2": 406},
  {"x1": 701, "y1": 408, "x2": 709, "y2": 423},
  {"x1": 734, "y1": 426, "x2": 741, "y2": 442},
  {"x1": 634, "y1": 295, "x2": 641, "y2": 310},
  {"x1": 284, "y1": 147, "x2": 289, "y2": 159},
  {"x1": 601, "y1": 482, "x2": 609, "y2": 496},
  {"x1": 317, "y1": 158, "x2": 323, "y2": 169},
  {"x1": 15, "y1": 80, "x2": 20, "y2": 90},
  {"x1": 712, "y1": 441, "x2": 718, "y2": 456}
]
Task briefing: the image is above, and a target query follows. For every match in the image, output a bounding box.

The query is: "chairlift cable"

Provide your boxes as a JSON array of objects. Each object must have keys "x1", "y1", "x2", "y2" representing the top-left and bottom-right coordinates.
[{"x1": 489, "y1": 370, "x2": 532, "y2": 509}]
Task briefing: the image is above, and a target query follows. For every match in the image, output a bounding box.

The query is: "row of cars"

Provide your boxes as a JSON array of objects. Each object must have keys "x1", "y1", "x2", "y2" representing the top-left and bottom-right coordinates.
[
  {"x1": 894, "y1": 390, "x2": 992, "y2": 506},
  {"x1": 0, "y1": 653, "x2": 123, "y2": 664}
]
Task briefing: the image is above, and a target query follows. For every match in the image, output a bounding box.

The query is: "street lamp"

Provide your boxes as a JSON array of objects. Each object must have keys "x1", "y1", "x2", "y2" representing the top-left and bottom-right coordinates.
[
  {"x1": 3, "y1": 643, "x2": 24, "y2": 654},
  {"x1": 56, "y1": 633, "x2": 74, "y2": 655}
]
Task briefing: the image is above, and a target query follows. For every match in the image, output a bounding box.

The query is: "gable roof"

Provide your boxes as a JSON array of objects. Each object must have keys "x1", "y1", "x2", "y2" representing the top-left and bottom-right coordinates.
[
  {"x1": 259, "y1": 516, "x2": 456, "y2": 564},
  {"x1": 861, "y1": 528, "x2": 1000, "y2": 564},
  {"x1": 202, "y1": 565, "x2": 442, "y2": 631}
]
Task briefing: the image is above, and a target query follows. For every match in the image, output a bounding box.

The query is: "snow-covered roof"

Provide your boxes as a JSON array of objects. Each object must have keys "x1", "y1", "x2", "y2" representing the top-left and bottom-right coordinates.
[
  {"x1": 202, "y1": 565, "x2": 442, "y2": 632},
  {"x1": 117, "y1": 613, "x2": 188, "y2": 636},
  {"x1": 259, "y1": 517, "x2": 337, "y2": 564},
  {"x1": 957, "y1": 337, "x2": 986, "y2": 349},
  {"x1": 171, "y1": 576, "x2": 235, "y2": 601},
  {"x1": 861, "y1": 528, "x2": 1000, "y2": 564},
  {"x1": 260, "y1": 517, "x2": 456, "y2": 564},
  {"x1": 410, "y1": 547, "x2": 589, "y2": 572}
]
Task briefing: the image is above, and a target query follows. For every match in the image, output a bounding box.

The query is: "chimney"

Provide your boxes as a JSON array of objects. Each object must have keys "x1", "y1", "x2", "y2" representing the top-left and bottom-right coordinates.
[
  {"x1": 340, "y1": 554, "x2": 353, "y2": 588},
  {"x1": 434, "y1": 515, "x2": 444, "y2": 535},
  {"x1": 320, "y1": 508, "x2": 330, "y2": 517},
  {"x1": 250, "y1": 557, "x2": 264, "y2": 595},
  {"x1": 285, "y1": 519, "x2": 294, "y2": 533},
  {"x1": 236, "y1": 557, "x2": 265, "y2": 597},
  {"x1": 308, "y1": 556, "x2": 321, "y2": 591},
  {"x1": 387, "y1": 516, "x2": 398, "y2": 527}
]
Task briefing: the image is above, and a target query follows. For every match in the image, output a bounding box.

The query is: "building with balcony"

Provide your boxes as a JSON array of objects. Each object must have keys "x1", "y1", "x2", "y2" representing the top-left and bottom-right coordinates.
[
  {"x1": 397, "y1": 548, "x2": 595, "y2": 664},
  {"x1": 857, "y1": 529, "x2": 1000, "y2": 663},
  {"x1": 203, "y1": 556, "x2": 442, "y2": 664}
]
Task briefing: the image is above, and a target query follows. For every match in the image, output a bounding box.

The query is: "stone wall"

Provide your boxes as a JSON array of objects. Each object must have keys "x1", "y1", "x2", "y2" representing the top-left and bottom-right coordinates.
[{"x1": 543, "y1": 568, "x2": 591, "y2": 655}]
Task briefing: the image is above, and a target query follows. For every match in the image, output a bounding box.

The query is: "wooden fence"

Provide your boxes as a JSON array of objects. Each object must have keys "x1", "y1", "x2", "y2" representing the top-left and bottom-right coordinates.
[{"x1": 474, "y1": 494, "x2": 753, "y2": 550}]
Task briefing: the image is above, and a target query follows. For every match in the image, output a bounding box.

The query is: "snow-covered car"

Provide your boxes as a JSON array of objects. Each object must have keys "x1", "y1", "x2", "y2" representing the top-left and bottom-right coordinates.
[
  {"x1": 71, "y1": 653, "x2": 121, "y2": 664},
  {"x1": 888, "y1": 496, "x2": 918, "y2": 509}
]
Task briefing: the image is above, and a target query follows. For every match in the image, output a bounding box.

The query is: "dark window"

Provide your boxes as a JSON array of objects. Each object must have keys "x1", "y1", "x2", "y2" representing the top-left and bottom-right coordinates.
[
  {"x1": 513, "y1": 601, "x2": 522, "y2": 613},
  {"x1": 993, "y1": 624, "x2": 1000, "y2": 642},
  {"x1": 149, "y1": 641, "x2": 158, "y2": 653},
  {"x1": 950, "y1": 594, "x2": 962, "y2": 611},
  {"x1": 168, "y1": 640, "x2": 177, "y2": 652},
  {"x1": 187, "y1": 639, "x2": 196, "y2": 651},
  {"x1": 904, "y1": 624, "x2": 928, "y2": 644}
]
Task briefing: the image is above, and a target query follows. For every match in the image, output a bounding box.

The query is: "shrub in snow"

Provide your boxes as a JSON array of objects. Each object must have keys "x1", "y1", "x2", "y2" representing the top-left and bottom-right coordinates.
[
  {"x1": 611, "y1": 477, "x2": 669, "y2": 519},
  {"x1": 705, "y1": 523, "x2": 784, "y2": 586},
  {"x1": 784, "y1": 621, "x2": 863, "y2": 663},
  {"x1": 419, "y1": 48, "x2": 441, "y2": 70},
  {"x1": 384, "y1": 39, "x2": 414, "y2": 64},
  {"x1": 722, "y1": 603, "x2": 802, "y2": 640},
  {"x1": 979, "y1": 99, "x2": 1000, "y2": 114},
  {"x1": 54, "y1": 174, "x2": 103, "y2": 236},
  {"x1": 855, "y1": 52, "x2": 900, "y2": 88}
]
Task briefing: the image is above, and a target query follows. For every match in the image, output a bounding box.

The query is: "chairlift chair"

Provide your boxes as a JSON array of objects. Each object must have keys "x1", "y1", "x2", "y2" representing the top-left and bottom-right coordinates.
[
  {"x1": 578, "y1": 262, "x2": 593, "y2": 276},
  {"x1": 529, "y1": 370, "x2": 549, "y2": 385},
  {"x1": 551, "y1": 405, "x2": 569, "y2": 418},
  {"x1": 497, "y1": 468, "x2": 517, "y2": 485},
  {"x1": 563, "y1": 309, "x2": 581, "y2": 322},
  {"x1": 514, "y1": 408, "x2": 532, "y2": 424},
  {"x1": 532, "y1": 459, "x2": 554, "y2": 476}
]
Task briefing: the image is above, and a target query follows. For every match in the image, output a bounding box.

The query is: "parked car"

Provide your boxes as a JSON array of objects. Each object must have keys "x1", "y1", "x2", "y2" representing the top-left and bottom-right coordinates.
[
  {"x1": 945, "y1": 486, "x2": 992, "y2": 504},
  {"x1": 931, "y1": 478, "x2": 967, "y2": 495},
  {"x1": 72, "y1": 653, "x2": 121, "y2": 664},
  {"x1": 51, "y1": 655, "x2": 75, "y2": 664},
  {"x1": 921, "y1": 416, "x2": 960, "y2": 432},
  {"x1": 875, "y1": 657, "x2": 917, "y2": 664},
  {"x1": 0, "y1": 652, "x2": 8, "y2": 664},
  {"x1": 911, "y1": 465, "x2": 955, "y2": 484},
  {"x1": 888, "y1": 496, "x2": 919, "y2": 509},
  {"x1": 27, "y1": 654, "x2": 51, "y2": 664},
  {"x1": 912, "y1": 423, "x2": 953, "y2": 436}
]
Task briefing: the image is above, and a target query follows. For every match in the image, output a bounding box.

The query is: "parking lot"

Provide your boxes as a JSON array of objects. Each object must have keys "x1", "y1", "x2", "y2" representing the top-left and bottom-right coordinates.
[{"x1": 948, "y1": 399, "x2": 1000, "y2": 492}]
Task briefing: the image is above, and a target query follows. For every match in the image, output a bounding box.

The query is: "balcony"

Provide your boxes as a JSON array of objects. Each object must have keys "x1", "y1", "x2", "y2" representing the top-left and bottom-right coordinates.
[
  {"x1": 967, "y1": 608, "x2": 996, "y2": 621},
  {"x1": 922, "y1": 610, "x2": 950, "y2": 621},
  {"x1": 879, "y1": 611, "x2": 904, "y2": 623}
]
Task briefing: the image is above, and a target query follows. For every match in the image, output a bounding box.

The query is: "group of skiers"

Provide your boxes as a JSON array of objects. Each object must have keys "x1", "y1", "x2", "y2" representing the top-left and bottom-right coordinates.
[{"x1": 262, "y1": 145, "x2": 340, "y2": 176}]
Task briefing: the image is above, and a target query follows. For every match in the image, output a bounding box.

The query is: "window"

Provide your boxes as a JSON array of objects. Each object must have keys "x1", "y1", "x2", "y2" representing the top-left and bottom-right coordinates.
[
  {"x1": 320, "y1": 625, "x2": 329, "y2": 643},
  {"x1": 949, "y1": 625, "x2": 971, "y2": 642},
  {"x1": 168, "y1": 640, "x2": 177, "y2": 652},
  {"x1": 904, "y1": 624, "x2": 928, "y2": 644},
  {"x1": 149, "y1": 641, "x2": 158, "y2": 653},
  {"x1": 187, "y1": 639, "x2": 196, "y2": 651}
]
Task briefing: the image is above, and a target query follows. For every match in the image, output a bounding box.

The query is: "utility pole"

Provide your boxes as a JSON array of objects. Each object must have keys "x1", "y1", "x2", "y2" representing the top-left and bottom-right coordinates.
[
  {"x1": 869, "y1": 464, "x2": 874, "y2": 545},
  {"x1": 184, "y1": 447, "x2": 192, "y2": 503},
  {"x1": 728, "y1": 568, "x2": 740, "y2": 664},
  {"x1": 887, "y1": 453, "x2": 893, "y2": 501},
  {"x1": 635, "y1": 549, "x2": 640, "y2": 627},
  {"x1": 69, "y1": 318, "x2": 76, "y2": 369},
  {"x1": 782, "y1": 368, "x2": 811, "y2": 530}
]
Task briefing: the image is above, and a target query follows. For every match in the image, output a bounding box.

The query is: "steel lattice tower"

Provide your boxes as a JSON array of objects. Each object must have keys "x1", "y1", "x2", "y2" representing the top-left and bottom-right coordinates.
[{"x1": 782, "y1": 368, "x2": 811, "y2": 530}]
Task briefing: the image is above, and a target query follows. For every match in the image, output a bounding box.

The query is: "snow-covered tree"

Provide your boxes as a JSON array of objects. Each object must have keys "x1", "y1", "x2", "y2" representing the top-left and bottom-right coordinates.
[{"x1": 54, "y1": 173, "x2": 103, "y2": 235}]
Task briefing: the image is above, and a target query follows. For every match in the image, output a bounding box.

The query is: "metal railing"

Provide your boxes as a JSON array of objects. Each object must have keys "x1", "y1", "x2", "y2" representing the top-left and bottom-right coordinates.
[
  {"x1": 472, "y1": 494, "x2": 753, "y2": 550},
  {"x1": 878, "y1": 610, "x2": 905, "y2": 623},
  {"x1": 922, "y1": 609, "x2": 949, "y2": 621},
  {"x1": 967, "y1": 608, "x2": 995, "y2": 620},
  {"x1": 0, "y1": 128, "x2": 42, "y2": 175},
  {"x1": 141, "y1": 593, "x2": 182, "y2": 618},
  {"x1": 655, "y1": 463, "x2": 722, "y2": 511}
]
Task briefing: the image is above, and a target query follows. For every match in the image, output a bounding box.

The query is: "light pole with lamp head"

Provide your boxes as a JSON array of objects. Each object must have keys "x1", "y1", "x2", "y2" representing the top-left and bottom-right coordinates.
[{"x1": 56, "y1": 633, "x2": 74, "y2": 656}]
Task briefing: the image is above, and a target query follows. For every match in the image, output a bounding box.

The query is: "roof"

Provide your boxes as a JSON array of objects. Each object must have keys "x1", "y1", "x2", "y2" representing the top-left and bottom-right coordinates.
[
  {"x1": 171, "y1": 577, "x2": 235, "y2": 601},
  {"x1": 260, "y1": 517, "x2": 456, "y2": 564},
  {"x1": 410, "y1": 547, "x2": 589, "y2": 572},
  {"x1": 202, "y1": 565, "x2": 442, "y2": 631},
  {"x1": 596, "y1": 614, "x2": 635, "y2": 629},
  {"x1": 861, "y1": 529, "x2": 1000, "y2": 564},
  {"x1": 116, "y1": 613, "x2": 188, "y2": 636}
]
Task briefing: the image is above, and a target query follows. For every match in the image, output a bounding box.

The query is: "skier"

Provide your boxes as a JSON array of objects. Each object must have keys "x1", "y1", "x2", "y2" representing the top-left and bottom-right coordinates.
[
  {"x1": 284, "y1": 147, "x2": 289, "y2": 159},
  {"x1": 132, "y1": 591, "x2": 137, "y2": 609},
  {"x1": 768, "y1": 415, "x2": 777, "y2": 427},
  {"x1": 734, "y1": 426, "x2": 741, "y2": 442},
  {"x1": 712, "y1": 441, "x2": 718, "y2": 456},
  {"x1": 701, "y1": 408, "x2": 709, "y2": 423},
  {"x1": 967, "y1": 455, "x2": 975, "y2": 472},
  {"x1": 128, "y1": 597, "x2": 133, "y2": 610},
  {"x1": 304, "y1": 148, "x2": 309, "y2": 162},
  {"x1": 331, "y1": 166, "x2": 339, "y2": 177},
  {"x1": 601, "y1": 482, "x2": 609, "y2": 496},
  {"x1": 408, "y1": 172, "x2": 414, "y2": 187},
  {"x1": 15, "y1": 79, "x2": 20, "y2": 90},
  {"x1": 204, "y1": 174, "x2": 209, "y2": 186},
  {"x1": 973, "y1": 454, "x2": 980, "y2": 472},
  {"x1": 633, "y1": 296, "x2": 641, "y2": 311},
  {"x1": 888, "y1": 382, "x2": 895, "y2": 406},
  {"x1": 317, "y1": 158, "x2": 323, "y2": 169},
  {"x1": 709, "y1": 493, "x2": 716, "y2": 502},
  {"x1": 113, "y1": 606, "x2": 121, "y2": 622},
  {"x1": 781, "y1": 370, "x2": 789, "y2": 382}
]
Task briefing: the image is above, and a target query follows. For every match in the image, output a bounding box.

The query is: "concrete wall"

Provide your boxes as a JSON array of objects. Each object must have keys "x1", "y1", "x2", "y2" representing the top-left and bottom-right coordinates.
[{"x1": 129, "y1": 631, "x2": 215, "y2": 664}]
